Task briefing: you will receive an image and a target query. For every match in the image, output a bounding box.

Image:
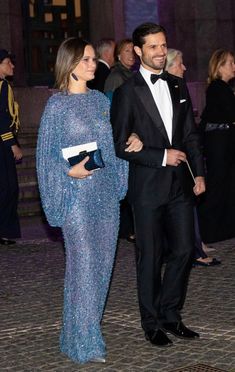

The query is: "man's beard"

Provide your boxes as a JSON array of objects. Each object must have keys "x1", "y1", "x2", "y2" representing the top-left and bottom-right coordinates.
[{"x1": 141, "y1": 54, "x2": 166, "y2": 71}]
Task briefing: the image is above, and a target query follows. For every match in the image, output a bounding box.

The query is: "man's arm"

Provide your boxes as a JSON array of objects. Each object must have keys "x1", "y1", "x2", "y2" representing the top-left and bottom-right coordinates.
[{"x1": 111, "y1": 85, "x2": 165, "y2": 168}]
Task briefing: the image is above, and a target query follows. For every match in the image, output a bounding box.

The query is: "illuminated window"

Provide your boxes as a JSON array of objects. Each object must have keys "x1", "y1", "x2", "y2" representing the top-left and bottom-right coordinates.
[
  {"x1": 45, "y1": 13, "x2": 53, "y2": 22},
  {"x1": 22, "y1": 0, "x2": 87, "y2": 86},
  {"x1": 29, "y1": 0, "x2": 35, "y2": 17},
  {"x1": 75, "y1": 0, "x2": 81, "y2": 17},
  {"x1": 61, "y1": 13, "x2": 67, "y2": 20},
  {"x1": 53, "y1": 0, "x2": 66, "y2": 5}
]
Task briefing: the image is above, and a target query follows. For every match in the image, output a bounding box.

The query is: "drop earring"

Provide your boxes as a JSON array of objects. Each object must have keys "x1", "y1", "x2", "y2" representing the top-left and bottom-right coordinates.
[{"x1": 71, "y1": 73, "x2": 79, "y2": 81}]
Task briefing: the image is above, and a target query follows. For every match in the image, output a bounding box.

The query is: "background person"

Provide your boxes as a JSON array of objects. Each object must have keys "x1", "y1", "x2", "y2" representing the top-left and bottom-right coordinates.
[
  {"x1": 165, "y1": 48, "x2": 221, "y2": 267},
  {"x1": 104, "y1": 38, "x2": 135, "y2": 100},
  {"x1": 198, "y1": 49, "x2": 235, "y2": 243},
  {"x1": 88, "y1": 38, "x2": 115, "y2": 92},
  {"x1": 37, "y1": 37, "x2": 141, "y2": 364},
  {"x1": 0, "y1": 49, "x2": 22, "y2": 245},
  {"x1": 165, "y1": 48, "x2": 186, "y2": 77}
]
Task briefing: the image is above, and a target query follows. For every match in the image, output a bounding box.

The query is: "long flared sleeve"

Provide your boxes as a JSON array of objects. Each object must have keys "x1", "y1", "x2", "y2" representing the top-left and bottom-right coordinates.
[
  {"x1": 97, "y1": 94, "x2": 129, "y2": 201},
  {"x1": 36, "y1": 96, "x2": 74, "y2": 227}
]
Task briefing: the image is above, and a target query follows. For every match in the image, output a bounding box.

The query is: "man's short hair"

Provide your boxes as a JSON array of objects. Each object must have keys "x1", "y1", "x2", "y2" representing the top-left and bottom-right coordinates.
[
  {"x1": 132, "y1": 23, "x2": 166, "y2": 49},
  {"x1": 95, "y1": 38, "x2": 115, "y2": 59}
]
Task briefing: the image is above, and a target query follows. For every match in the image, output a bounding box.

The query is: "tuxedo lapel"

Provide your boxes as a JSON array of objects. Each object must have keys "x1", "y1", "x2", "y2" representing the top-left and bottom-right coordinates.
[
  {"x1": 134, "y1": 73, "x2": 170, "y2": 142},
  {"x1": 166, "y1": 75, "x2": 181, "y2": 139}
]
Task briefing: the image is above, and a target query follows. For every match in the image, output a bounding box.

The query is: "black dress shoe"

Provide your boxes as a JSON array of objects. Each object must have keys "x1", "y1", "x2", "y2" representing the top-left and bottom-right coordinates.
[
  {"x1": 145, "y1": 329, "x2": 173, "y2": 347},
  {"x1": 0, "y1": 238, "x2": 16, "y2": 245},
  {"x1": 162, "y1": 321, "x2": 199, "y2": 339}
]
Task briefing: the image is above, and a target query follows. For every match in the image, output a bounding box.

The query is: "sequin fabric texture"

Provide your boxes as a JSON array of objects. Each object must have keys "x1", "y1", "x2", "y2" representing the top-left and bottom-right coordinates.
[{"x1": 36, "y1": 90, "x2": 128, "y2": 363}]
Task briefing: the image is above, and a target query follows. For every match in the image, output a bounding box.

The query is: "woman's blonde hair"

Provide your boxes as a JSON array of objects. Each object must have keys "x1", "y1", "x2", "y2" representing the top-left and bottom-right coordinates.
[
  {"x1": 115, "y1": 38, "x2": 133, "y2": 60},
  {"x1": 207, "y1": 48, "x2": 234, "y2": 84},
  {"x1": 55, "y1": 37, "x2": 92, "y2": 91},
  {"x1": 165, "y1": 48, "x2": 182, "y2": 71}
]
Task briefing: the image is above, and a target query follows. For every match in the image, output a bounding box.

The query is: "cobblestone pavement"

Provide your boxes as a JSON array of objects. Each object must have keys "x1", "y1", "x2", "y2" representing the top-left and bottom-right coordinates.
[{"x1": 0, "y1": 226, "x2": 234, "y2": 371}]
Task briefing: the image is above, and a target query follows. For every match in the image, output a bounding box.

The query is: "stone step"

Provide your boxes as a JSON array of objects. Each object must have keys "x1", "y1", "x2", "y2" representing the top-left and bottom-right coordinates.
[
  {"x1": 19, "y1": 184, "x2": 40, "y2": 201},
  {"x1": 18, "y1": 199, "x2": 42, "y2": 217},
  {"x1": 20, "y1": 125, "x2": 39, "y2": 134},
  {"x1": 19, "y1": 135, "x2": 37, "y2": 146},
  {"x1": 17, "y1": 168, "x2": 37, "y2": 186},
  {"x1": 17, "y1": 155, "x2": 36, "y2": 170},
  {"x1": 20, "y1": 147, "x2": 36, "y2": 157},
  {"x1": 20, "y1": 130, "x2": 38, "y2": 137},
  {"x1": 16, "y1": 128, "x2": 41, "y2": 217}
]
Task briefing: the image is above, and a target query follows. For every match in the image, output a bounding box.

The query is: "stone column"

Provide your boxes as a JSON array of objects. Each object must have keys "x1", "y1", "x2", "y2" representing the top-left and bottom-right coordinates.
[
  {"x1": 0, "y1": 0, "x2": 26, "y2": 86},
  {"x1": 88, "y1": 0, "x2": 159, "y2": 42},
  {"x1": 88, "y1": 0, "x2": 115, "y2": 42},
  {"x1": 113, "y1": 0, "x2": 125, "y2": 41}
]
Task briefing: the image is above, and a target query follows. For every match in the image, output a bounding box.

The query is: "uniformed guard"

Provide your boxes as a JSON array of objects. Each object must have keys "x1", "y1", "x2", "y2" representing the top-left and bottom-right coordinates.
[{"x1": 0, "y1": 49, "x2": 22, "y2": 245}]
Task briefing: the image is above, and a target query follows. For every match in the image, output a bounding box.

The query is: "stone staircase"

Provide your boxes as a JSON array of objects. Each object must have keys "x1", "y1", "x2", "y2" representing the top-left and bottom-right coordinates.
[{"x1": 17, "y1": 128, "x2": 42, "y2": 217}]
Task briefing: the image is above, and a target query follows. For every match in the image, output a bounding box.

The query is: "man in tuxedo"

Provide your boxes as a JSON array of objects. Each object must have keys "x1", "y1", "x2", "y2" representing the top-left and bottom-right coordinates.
[
  {"x1": 111, "y1": 23, "x2": 205, "y2": 347},
  {"x1": 88, "y1": 38, "x2": 115, "y2": 92}
]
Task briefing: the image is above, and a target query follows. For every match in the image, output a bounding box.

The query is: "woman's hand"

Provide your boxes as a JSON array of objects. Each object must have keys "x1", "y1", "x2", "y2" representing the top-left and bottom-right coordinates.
[
  {"x1": 68, "y1": 156, "x2": 93, "y2": 179},
  {"x1": 125, "y1": 133, "x2": 143, "y2": 152}
]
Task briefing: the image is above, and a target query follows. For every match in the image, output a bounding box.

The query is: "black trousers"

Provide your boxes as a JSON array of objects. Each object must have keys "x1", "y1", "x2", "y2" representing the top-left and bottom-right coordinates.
[
  {"x1": 133, "y1": 178, "x2": 194, "y2": 332},
  {"x1": 0, "y1": 143, "x2": 21, "y2": 238},
  {"x1": 118, "y1": 197, "x2": 134, "y2": 238}
]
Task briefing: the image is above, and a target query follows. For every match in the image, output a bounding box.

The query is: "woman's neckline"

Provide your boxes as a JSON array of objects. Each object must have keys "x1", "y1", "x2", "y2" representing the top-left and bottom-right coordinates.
[{"x1": 66, "y1": 87, "x2": 92, "y2": 95}]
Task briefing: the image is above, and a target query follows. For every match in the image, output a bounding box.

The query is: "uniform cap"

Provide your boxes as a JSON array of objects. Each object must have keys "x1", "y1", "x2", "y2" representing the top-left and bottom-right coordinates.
[{"x1": 0, "y1": 49, "x2": 14, "y2": 63}]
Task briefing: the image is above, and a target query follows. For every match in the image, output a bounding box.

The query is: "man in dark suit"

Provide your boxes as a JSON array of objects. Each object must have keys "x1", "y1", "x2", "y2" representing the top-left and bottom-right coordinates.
[
  {"x1": 111, "y1": 23, "x2": 205, "y2": 347},
  {"x1": 88, "y1": 38, "x2": 115, "y2": 92}
]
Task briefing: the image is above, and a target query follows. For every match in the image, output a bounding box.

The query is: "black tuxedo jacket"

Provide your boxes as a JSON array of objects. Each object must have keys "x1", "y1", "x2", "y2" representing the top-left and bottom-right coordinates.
[{"x1": 111, "y1": 71, "x2": 204, "y2": 206}]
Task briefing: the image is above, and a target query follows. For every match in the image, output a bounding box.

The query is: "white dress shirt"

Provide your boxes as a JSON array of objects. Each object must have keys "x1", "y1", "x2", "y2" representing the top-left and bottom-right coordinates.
[{"x1": 140, "y1": 65, "x2": 173, "y2": 165}]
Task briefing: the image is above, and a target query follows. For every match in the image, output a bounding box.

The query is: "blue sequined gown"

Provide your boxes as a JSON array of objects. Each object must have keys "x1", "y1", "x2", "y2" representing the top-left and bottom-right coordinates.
[{"x1": 36, "y1": 90, "x2": 128, "y2": 363}]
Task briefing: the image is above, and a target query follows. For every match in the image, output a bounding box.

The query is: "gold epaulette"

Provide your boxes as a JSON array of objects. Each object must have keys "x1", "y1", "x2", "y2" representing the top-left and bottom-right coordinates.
[
  {"x1": 8, "y1": 84, "x2": 20, "y2": 133},
  {"x1": 0, "y1": 80, "x2": 20, "y2": 134}
]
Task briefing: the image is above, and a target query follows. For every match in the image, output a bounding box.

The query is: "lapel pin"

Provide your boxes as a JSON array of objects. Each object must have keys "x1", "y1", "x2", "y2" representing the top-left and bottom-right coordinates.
[{"x1": 174, "y1": 85, "x2": 178, "y2": 88}]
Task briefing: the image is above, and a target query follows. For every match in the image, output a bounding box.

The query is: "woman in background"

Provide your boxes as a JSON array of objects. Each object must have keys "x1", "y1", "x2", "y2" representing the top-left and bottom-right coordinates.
[
  {"x1": 37, "y1": 37, "x2": 141, "y2": 364},
  {"x1": 104, "y1": 38, "x2": 135, "y2": 99},
  {"x1": 198, "y1": 49, "x2": 235, "y2": 243}
]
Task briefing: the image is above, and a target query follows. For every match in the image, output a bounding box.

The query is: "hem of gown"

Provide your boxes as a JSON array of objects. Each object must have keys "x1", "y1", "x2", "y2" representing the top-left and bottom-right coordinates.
[{"x1": 60, "y1": 348, "x2": 106, "y2": 364}]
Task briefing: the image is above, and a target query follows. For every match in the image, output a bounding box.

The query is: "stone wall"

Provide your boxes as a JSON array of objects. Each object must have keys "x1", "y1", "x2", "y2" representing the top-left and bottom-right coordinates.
[
  {"x1": 14, "y1": 83, "x2": 207, "y2": 133},
  {"x1": 14, "y1": 87, "x2": 54, "y2": 132},
  {"x1": 0, "y1": 0, "x2": 25, "y2": 86},
  {"x1": 157, "y1": 0, "x2": 235, "y2": 81},
  {"x1": 1, "y1": 1, "x2": 235, "y2": 86}
]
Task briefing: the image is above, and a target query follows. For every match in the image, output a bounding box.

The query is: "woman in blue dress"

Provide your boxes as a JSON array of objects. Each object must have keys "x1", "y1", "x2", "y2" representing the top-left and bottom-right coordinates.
[{"x1": 36, "y1": 38, "x2": 141, "y2": 364}]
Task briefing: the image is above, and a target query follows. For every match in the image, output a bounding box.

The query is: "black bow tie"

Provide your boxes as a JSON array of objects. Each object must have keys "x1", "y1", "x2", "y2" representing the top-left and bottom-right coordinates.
[{"x1": 150, "y1": 71, "x2": 168, "y2": 84}]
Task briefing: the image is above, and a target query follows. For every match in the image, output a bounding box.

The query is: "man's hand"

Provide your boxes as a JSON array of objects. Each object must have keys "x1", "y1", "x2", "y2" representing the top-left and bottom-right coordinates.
[
  {"x1": 11, "y1": 145, "x2": 23, "y2": 161},
  {"x1": 125, "y1": 133, "x2": 143, "y2": 152},
  {"x1": 193, "y1": 176, "x2": 206, "y2": 196},
  {"x1": 166, "y1": 149, "x2": 186, "y2": 166}
]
